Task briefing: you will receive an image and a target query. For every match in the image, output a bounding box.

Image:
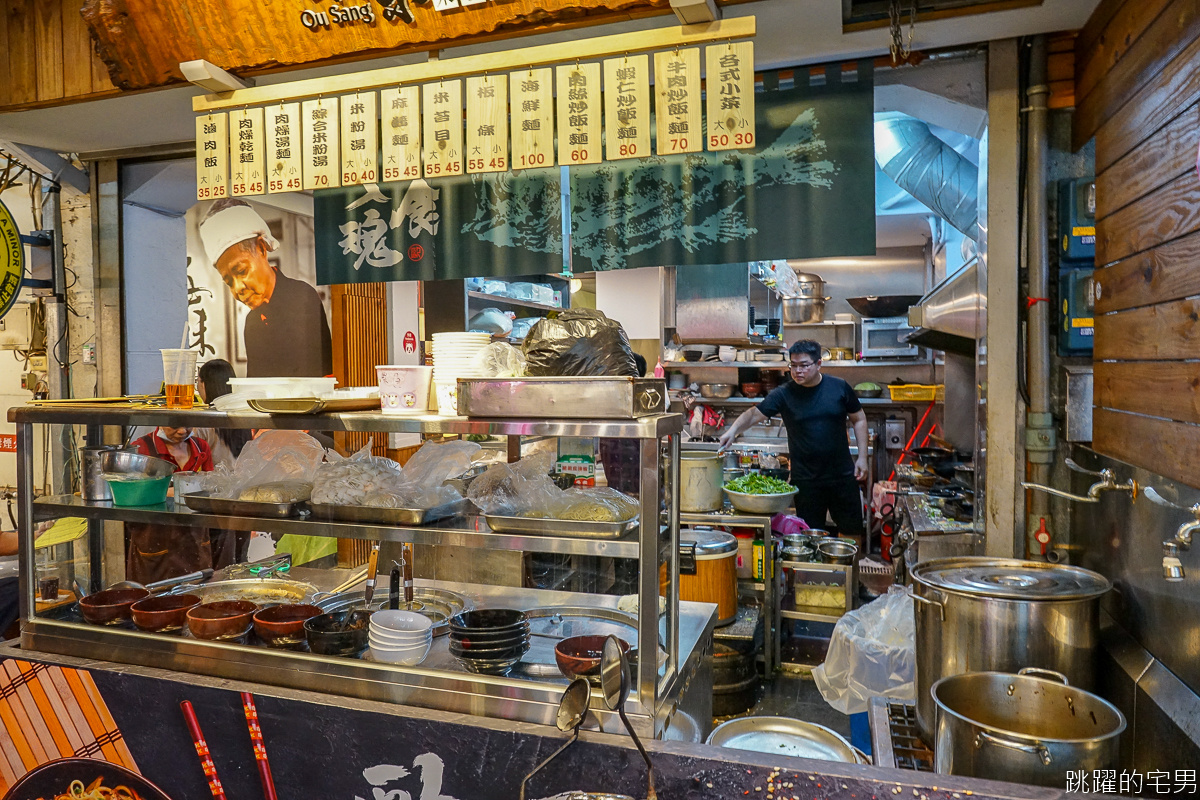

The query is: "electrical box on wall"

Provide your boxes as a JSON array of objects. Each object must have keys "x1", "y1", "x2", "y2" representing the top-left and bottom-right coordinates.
[
  {"x1": 884, "y1": 418, "x2": 906, "y2": 450},
  {"x1": 1059, "y1": 267, "x2": 1095, "y2": 356},
  {"x1": 0, "y1": 304, "x2": 33, "y2": 350},
  {"x1": 1058, "y1": 178, "x2": 1096, "y2": 265}
]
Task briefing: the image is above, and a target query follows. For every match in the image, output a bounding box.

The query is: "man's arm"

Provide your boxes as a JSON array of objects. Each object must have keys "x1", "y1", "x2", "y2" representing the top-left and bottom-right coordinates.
[
  {"x1": 850, "y1": 409, "x2": 869, "y2": 481},
  {"x1": 718, "y1": 406, "x2": 768, "y2": 450}
]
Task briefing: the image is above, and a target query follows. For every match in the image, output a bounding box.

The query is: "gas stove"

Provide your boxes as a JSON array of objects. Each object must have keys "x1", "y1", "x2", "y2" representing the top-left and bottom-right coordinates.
[{"x1": 868, "y1": 698, "x2": 934, "y2": 772}]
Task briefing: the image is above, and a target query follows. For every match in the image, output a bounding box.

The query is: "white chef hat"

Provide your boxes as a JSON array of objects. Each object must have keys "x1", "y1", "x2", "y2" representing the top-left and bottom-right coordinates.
[{"x1": 199, "y1": 199, "x2": 279, "y2": 264}]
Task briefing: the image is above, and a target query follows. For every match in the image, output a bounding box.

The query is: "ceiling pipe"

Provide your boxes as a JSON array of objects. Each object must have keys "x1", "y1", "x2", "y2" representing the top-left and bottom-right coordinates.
[{"x1": 874, "y1": 117, "x2": 979, "y2": 240}]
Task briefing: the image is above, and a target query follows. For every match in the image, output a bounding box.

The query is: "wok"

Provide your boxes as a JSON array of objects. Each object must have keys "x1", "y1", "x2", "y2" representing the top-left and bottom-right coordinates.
[{"x1": 847, "y1": 295, "x2": 922, "y2": 318}]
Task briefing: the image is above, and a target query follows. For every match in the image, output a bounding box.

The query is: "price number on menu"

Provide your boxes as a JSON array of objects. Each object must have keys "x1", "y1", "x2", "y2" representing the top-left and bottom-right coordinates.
[
  {"x1": 567, "y1": 149, "x2": 590, "y2": 163},
  {"x1": 342, "y1": 169, "x2": 377, "y2": 184},
  {"x1": 708, "y1": 132, "x2": 755, "y2": 149},
  {"x1": 426, "y1": 161, "x2": 462, "y2": 176},
  {"x1": 517, "y1": 153, "x2": 546, "y2": 167},
  {"x1": 268, "y1": 178, "x2": 303, "y2": 192},
  {"x1": 231, "y1": 181, "x2": 264, "y2": 195},
  {"x1": 383, "y1": 165, "x2": 422, "y2": 181},
  {"x1": 467, "y1": 158, "x2": 507, "y2": 171},
  {"x1": 197, "y1": 185, "x2": 227, "y2": 199}
]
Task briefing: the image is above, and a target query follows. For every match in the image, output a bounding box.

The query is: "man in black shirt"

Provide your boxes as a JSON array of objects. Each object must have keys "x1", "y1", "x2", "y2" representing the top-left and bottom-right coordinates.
[{"x1": 718, "y1": 340, "x2": 868, "y2": 536}]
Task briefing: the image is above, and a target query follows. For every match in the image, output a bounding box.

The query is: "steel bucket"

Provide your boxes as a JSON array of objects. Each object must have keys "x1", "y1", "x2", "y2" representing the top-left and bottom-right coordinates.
[
  {"x1": 82, "y1": 445, "x2": 128, "y2": 501},
  {"x1": 933, "y1": 668, "x2": 1124, "y2": 786},
  {"x1": 679, "y1": 450, "x2": 723, "y2": 512},
  {"x1": 782, "y1": 297, "x2": 829, "y2": 324}
]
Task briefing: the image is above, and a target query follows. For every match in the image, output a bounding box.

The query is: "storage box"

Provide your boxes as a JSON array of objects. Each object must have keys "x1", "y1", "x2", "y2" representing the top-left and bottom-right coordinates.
[{"x1": 887, "y1": 384, "x2": 943, "y2": 402}]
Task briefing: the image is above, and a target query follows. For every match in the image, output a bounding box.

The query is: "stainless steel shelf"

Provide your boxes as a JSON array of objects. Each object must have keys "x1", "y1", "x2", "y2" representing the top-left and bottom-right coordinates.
[
  {"x1": 782, "y1": 320, "x2": 856, "y2": 327},
  {"x1": 665, "y1": 362, "x2": 789, "y2": 370},
  {"x1": 34, "y1": 496, "x2": 643, "y2": 557},
  {"x1": 10, "y1": 406, "x2": 682, "y2": 437},
  {"x1": 467, "y1": 290, "x2": 562, "y2": 312}
]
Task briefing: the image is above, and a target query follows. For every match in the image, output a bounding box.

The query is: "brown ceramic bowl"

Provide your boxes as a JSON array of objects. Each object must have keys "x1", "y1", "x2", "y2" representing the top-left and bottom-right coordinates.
[
  {"x1": 555, "y1": 635, "x2": 630, "y2": 681},
  {"x1": 740, "y1": 382, "x2": 763, "y2": 398},
  {"x1": 187, "y1": 600, "x2": 258, "y2": 640},
  {"x1": 78, "y1": 588, "x2": 150, "y2": 625},
  {"x1": 253, "y1": 603, "x2": 323, "y2": 647},
  {"x1": 130, "y1": 593, "x2": 201, "y2": 633}
]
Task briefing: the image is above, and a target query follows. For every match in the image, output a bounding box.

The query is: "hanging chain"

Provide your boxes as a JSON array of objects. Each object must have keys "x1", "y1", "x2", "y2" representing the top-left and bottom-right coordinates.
[{"x1": 888, "y1": 0, "x2": 917, "y2": 65}]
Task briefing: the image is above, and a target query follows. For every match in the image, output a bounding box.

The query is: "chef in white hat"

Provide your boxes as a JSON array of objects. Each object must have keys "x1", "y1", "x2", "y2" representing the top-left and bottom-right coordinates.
[{"x1": 200, "y1": 198, "x2": 332, "y2": 377}]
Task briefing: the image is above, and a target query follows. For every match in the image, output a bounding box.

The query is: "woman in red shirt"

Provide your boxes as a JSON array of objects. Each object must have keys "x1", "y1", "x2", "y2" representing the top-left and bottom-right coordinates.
[{"x1": 127, "y1": 426, "x2": 215, "y2": 583}]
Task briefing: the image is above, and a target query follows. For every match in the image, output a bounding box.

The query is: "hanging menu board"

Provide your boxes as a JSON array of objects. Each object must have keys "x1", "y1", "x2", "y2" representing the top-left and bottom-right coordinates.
[
  {"x1": 380, "y1": 86, "x2": 421, "y2": 183},
  {"x1": 465, "y1": 75, "x2": 508, "y2": 174},
  {"x1": 195, "y1": 113, "x2": 228, "y2": 200},
  {"x1": 510, "y1": 68, "x2": 554, "y2": 170},
  {"x1": 654, "y1": 48, "x2": 702, "y2": 155},
  {"x1": 423, "y1": 80, "x2": 464, "y2": 178},
  {"x1": 302, "y1": 98, "x2": 341, "y2": 190},
  {"x1": 603, "y1": 55, "x2": 650, "y2": 161},
  {"x1": 555, "y1": 63, "x2": 602, "y2": 166},
  {"x1": 340, "y1": 92, "x2": 379, "y2": 186},
  {"x1": 229, "y1": 107, "x2": 265, "y2": 196},
  {"x1": 706, "y1": 41, "x2": 756, "y2": 151},
  {"x1": 267, "y1": 102, "x2": 303, "y2": 194}
]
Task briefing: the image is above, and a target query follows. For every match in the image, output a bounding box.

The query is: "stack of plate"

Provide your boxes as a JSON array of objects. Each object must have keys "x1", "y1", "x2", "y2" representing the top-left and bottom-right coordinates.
[
  {"x1": 448, "y1": 609, "x2": 530, "y2": 675},
  {"x1": 369, "y1": 610, "x2": 433, "y2": 665},
  {"x1": 431, "y1": 332, "x2": 492, "y2": 414}
]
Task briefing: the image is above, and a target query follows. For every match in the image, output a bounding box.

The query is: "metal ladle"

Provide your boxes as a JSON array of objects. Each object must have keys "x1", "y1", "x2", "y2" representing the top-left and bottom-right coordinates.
[
  {"x1": 107, "y1": 568, "x2": 213, "y2": 594},
  {"x1": 600, "y1": 635, "x2": 656, "y2": 800},
  {"x1": 519, "y1": 677, "x2": 591, "y2": 800}
]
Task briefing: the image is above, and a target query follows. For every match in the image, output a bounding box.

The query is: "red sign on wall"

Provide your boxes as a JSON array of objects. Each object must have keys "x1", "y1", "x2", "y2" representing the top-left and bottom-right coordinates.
[{"x1": 0, "y1": 435, "x2": 17, "y2": 453}]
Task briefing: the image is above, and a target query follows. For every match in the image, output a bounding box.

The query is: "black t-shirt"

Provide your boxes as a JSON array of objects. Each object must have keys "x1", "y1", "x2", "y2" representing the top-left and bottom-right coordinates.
[
  {"x1": 756, "y1": 375, "x2": 862, "y2": 482},
  {"x1": 244, "y1": 271, "x2": 334, "y2": 378}
]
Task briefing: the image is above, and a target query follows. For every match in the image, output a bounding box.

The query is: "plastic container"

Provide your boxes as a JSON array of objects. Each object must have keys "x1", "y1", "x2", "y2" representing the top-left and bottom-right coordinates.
[
  {"x1": 161, "y1": 349, "x2": 198, "y2": 409},
  {"x1": 228, "y1": 377, "x2": 338, "y2": 398},
  {"x1": 434, "y1": 381, "x2": 458, "y2": 415},
  {"x1": 886, "y1": 384, "x2": 943, "y2": 402},
  {"x1": 106, "y1": 475, "x2": 172, "y2": 506},
  {"x1": 375, "y1": 365, "x2": 433, "y2": 414}
]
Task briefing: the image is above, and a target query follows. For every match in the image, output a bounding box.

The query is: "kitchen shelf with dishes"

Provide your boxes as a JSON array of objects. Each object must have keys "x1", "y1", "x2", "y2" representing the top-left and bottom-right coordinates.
[{"x1": 12, "y1": 404, "x2": 708, "y2": 740}]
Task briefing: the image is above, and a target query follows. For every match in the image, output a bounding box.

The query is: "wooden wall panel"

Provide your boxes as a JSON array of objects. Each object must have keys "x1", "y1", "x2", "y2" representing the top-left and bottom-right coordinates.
[
  {"x1": 60, "y1": 0, "x2": 94, "y2": 97},
  {"x1": 1094, "y1": 361, "x2": 1200, "y2": 423},
  {"x1": 1095, "y1": 229, "x2": 1200, "y2": 313},
  {"x1": 1093, "y1": 409, "x2": 1200, "y2": 487},
  {"x1": 1074, "y1": 0, "x2": 1171, "y2": 104},
  {"x1": 0, "y1": 0, "x2": 10, "y2": 108},
  {"x1": 7, "y1": 0, "x2": 39, "y2": 106},
  {"x1": 1094, "y1": 298, "x2": 1200, "y2": 361},
  {"x1": 1095, "y1": 102, "x2": 1200, "y2": 221},
  {"x1": 1047, "y1": 33, "x2": 1077, "y2": 110},
  {"x1": 1096, "y1": 171, "x2": 1200, "y2": 266},
  {"x1": 34, "y1": 0, "x2": 64, "y2": 100}
]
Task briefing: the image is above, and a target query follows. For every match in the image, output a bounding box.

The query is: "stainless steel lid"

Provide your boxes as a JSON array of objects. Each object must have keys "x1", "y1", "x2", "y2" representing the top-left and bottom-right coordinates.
[
  {"x1": 706, "y1": 716, "x2": 856, "y2": 763},
  {"x1": 911, "y1": 557, "x2": 1111, "y2": 601},
  {"x1": 681, "y1": 529, "x2": 737, "y2": 556}
]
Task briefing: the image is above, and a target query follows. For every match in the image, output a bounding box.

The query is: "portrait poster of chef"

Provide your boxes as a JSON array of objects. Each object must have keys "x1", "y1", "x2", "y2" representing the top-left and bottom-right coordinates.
[{"x1": 185, "y1": 198, "x2": 333, "y2": 378}]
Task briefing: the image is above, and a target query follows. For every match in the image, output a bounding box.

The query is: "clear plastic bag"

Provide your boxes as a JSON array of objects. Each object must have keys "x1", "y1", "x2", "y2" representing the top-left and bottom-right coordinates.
[
  {"x1": 811, "y1": 585, "x2": 916, "y2": 714},
  {"x1": 473, "y1": 342, "x2": 526, "y2": 378},
  {"x1": 202, "y1": 430, "x2": 327, "y2": 499},
  {"x1": 311, "y1": 440, "x2": 404, "y2": 506}
]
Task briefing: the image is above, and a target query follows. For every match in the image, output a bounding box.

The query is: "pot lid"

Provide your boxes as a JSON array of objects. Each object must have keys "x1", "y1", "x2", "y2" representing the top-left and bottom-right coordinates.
[
  {"x1": 706, "y1": 716, "x2": 855, "y2": 763},
  {"x1": 681, "y1": 529, "x2": 737, "y2": 555},
  {"x1": 912, "y1": 557, "x2": 1111, "y2": 600},
  {"x1": 794, "y1": 272, "x2": 826, "y2": 284}
]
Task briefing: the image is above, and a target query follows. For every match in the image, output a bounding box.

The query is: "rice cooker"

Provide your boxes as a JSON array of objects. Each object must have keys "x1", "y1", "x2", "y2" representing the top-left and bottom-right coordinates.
[{"x1": 679, "y1": 530, "x2": 738, "y2": 626}]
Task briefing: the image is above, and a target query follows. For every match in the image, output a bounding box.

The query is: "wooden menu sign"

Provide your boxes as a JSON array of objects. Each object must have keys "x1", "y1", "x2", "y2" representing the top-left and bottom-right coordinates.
[
  {"x1": 510, "y1": 68, "x2": 554, "y2": 170},
  {"x1": 555, "y1": 63, "x2": 602, "y2": 166},
  {"x1": 380, "y1": 87, "x2": 422, "y2": 183},
  {"x1": 81, "y1": 0, "x2": 686, "y2": 92},
  {"x1": 654, "y1": 48, "x2": 702, "y2": 155},
  {"x1": 302, "y1": 98, "x2": 341, "y2": 190},
  {"x1": 230, "y1": 107, "x2": 265, "y2": 197},
  {"x1": 603, "y1": 55, "x2": 650, "y2": 160},
  {"x1": 423, "y1": 80, "x2": 464, "y2": 178},
  {"x1": 195, "y1": 113, "x2": 228, "y2": 200},
  {"x1": 465, "y1": 75, "x2": 508, "y2": 174},
  {"x1": 266, "y1": 102, "x2": 303, "y2": 194},
  {"x1": 706, "y1": 41, "x2": 755, "y2": 151},
  {"x1": 340, "y1": 92, "x2": 379, "y2": 186}
]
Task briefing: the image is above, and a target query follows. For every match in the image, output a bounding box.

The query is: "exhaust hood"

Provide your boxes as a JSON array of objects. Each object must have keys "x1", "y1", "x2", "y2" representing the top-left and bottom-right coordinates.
[{"x1": 904, "y1": 258, "x2": 981, "y2": 355}]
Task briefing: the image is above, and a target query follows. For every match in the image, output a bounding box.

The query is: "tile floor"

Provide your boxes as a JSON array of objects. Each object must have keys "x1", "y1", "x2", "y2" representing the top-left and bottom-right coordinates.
[{"x1": 715, "y1": 672, "x2": 852, "y2": 739}]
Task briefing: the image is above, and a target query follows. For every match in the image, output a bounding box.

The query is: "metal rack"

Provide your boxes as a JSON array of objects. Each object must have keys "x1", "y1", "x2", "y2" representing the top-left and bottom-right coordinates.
[
  {"x1": 780, "y1": 560, "x2": 855, "y2": 623},
  {"x1": 11, "y1": 405, "x2": 712, "y2": 739}
]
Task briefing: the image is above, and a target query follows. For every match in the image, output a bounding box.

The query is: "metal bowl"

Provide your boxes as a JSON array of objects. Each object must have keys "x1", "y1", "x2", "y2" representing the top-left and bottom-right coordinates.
[
  {"x1": 699, "y1": 383, "x2": 734, "y2": 399},
  {"x1": 706, "y1": 716, "x2": 857, "y2": 763},
  {"x1": 724, "y1": 487, "x2": 797, "y2": 514},
  {"x1": 846, "y1": 295, "x2": 922, "y2": 318},
  {"x1": 817, "y1": 540, "x2": 858, "y2": 565},
  {"x1": 782, "y1": 297, "x2": 829, "y2": 324},
  {"x1": 100, "y1": 449, "x2": 176, "y2": 479}
]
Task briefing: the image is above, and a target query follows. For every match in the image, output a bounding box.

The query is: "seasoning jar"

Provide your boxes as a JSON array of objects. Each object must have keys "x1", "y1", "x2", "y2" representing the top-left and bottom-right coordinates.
[{"x1": 752, "y1": 537, "x2": 765, "y2": 580}]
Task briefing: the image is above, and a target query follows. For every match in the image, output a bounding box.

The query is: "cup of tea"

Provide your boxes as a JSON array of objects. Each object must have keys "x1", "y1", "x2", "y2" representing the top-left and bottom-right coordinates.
[
  {"x1": 160, "y1": 349, "x2": 198, "y2": 409},
  {"x1": 38, "y1": 573, "x2": 59, "y2": 601}
]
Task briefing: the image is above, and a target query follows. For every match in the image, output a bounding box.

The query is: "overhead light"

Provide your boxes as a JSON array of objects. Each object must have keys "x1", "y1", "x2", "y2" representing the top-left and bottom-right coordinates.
[
  {"x1": 570, "y1": 279, "x2": 583, "y2": 293},
  {"x1": 669, "y1": 0, "x2": 720, "y2": 25},
  {"x1": 180, "y1": 60, "x2": 254, "y2": 93}
]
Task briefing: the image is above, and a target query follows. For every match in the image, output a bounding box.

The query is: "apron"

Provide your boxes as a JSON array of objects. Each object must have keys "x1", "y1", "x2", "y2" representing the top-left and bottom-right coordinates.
[{"x1": 126, "y1": 432, "x2": 214, "y2": 584}]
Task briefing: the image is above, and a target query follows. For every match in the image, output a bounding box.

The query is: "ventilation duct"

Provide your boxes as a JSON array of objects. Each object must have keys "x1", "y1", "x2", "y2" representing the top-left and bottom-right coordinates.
[{"x1": 875, "y1": 118, "x2": 978, "y2": 240}]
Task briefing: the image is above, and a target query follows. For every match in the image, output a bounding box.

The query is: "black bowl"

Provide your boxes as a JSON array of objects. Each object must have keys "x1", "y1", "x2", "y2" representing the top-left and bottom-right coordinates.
[
  {"x1": 448, "y1": 621, "x2": 530, "y2": 640},
  {"x1": 449, "y1": 640, "x2": 530, "y2": 661},
  {"x1": 449, "y1": 608, "x2": 528, "y2": 631},
  {"x1": 450, "y1": 630, "x2": 529, "y2": 649},
  {"x1": 305, "y1": 610, "x2": 370, "y2": 656}
]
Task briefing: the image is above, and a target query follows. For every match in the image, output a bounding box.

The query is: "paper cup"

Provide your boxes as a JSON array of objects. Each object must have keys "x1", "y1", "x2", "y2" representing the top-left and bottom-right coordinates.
[{"x1": 376, "y1": 366, "x2": 433, "y2": 414}]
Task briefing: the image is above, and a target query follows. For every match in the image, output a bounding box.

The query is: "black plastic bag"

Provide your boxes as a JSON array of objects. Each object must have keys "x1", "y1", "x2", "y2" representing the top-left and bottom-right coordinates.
[{"x1": 521, "y1": 309, "x2": 638, "y2": 376}]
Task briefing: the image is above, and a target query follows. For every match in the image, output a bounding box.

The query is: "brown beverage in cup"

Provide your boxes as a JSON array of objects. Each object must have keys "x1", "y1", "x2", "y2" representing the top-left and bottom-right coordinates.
[
  {"x1": 161, "y1": 349, "x2": 198, "y2": 410},
  {"x1": 39, "y1": 576, "x2": 59, "y2": 601},
  {"x1": 165, "y1": 384, "x2": 194, "y2": 409}
]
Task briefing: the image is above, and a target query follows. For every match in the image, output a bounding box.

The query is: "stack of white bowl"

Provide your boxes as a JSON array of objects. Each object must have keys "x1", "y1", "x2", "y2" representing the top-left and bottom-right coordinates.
[
  {"x1": 369, "y1": 610, "x2": 433, "y2": 665},
  {"x1": 431, "y1": 332, "x2": 491, "y2": 415}
]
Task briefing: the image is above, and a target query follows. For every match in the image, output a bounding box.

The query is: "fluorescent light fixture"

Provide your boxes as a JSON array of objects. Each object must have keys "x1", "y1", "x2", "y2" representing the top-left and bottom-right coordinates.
[
  {"x1": 570, "y1": 279, "x2": 583, "y2": 293},
  {"x1": 180, "y1": 60, "x2": 254, "y2": 93},
  {"x1": 669, "y1": 0, "x2": 720, "y2": 25}
]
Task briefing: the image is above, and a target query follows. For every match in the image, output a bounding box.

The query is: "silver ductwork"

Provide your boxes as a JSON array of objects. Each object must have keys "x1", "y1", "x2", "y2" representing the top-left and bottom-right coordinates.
[{"x1": 875, "y1": 117, "x2": 979, "y2": 239}]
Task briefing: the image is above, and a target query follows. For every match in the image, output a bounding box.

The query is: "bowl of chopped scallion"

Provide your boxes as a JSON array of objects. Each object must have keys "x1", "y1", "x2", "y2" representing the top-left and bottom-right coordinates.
[{"x1": 722, "y1": 473, "x2": 798, "y2": 514}]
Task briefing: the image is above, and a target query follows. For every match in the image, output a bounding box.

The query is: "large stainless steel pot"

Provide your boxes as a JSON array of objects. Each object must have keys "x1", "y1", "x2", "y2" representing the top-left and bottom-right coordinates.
[
  {"x1": 782, "y1": 297, "x2": 829, "y2": 324},
  {"x1": 910, "y1": 557, "x2": 1111, "y2": 743},
  {"x1": 679, "y1": 450, "x2": 723, "y2": 512},
  {"x1": 933, "y1": 668, "x2": 1125, "y2": 787},
  {"x1": 793, "y1": 272, "x2": 827, "y2": 299}
]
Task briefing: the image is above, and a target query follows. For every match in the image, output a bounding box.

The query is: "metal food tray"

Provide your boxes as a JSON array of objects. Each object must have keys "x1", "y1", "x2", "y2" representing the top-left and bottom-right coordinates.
[
  {"x1": 167, "y1": 578, "x2": 320, "y2": 605},
  {"x1": 308, "y1": 498, "x2": 473, "y2": 526},
  {"x1": 247, "y1": 396, "x2": 381, "y2": 414},
  {"x1": 314, "y1": 587, "x2": 472, "y2": 637},
  {"x1": 513, "y1": 606, "x2": 640, "y2": 679},
  {"x1": 183, "y1": 491, "x2": 309, "y2": 519},
  {"x1": 483, "y1": 514, "x2": 639, "y2": 540},
  {"x1": 457, "y1": 376, "x2": 668, "y2": 419}
]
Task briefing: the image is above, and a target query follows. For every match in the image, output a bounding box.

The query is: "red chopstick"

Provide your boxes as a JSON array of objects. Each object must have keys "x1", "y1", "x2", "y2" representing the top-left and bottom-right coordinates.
[
  {"x1": 180, "y1": 700, "x2": 228, "y2": 800},
  {"x1": 241, "y1": 691, "x2": 280, "y2": 800}
]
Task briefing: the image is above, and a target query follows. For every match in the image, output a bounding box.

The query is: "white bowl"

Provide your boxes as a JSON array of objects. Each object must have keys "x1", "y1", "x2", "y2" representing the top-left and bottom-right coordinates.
[
  {"x1": 371, "y1": 609, "x2": 433, "y2": 634},
  {"x1": 370, "y1": 625, "x2": 433, "y2": 643},
  {"x1": 370, "y1": 640, "x2": 431, "y2": 665},
  {"x1": 370, "y1": 636, "x2": 431, "y2": 652},
  {"x1": 370, "y1": 634, "x2": 431, "y2": 650}
]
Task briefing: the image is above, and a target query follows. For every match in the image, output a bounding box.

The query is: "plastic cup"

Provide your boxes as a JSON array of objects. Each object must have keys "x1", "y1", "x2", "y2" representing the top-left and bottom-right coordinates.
[{"x1": 161, "y1": 349, "x2": 198, "y2": 409}]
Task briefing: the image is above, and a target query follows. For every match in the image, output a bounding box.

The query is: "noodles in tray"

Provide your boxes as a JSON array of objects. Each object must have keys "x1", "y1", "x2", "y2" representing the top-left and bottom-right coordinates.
[{"x1": 42, "y1": 777, "x2": 145, "y2": 800}]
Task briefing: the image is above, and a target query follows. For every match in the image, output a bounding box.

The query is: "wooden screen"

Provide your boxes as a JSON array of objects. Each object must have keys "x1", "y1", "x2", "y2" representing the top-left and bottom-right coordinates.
[
  {"x1": 0, "y1": 0, "x2": 117, "y2": 112},
  {"x1": 1078, "y1": 0, "x2": 1200, "y2": 486}
]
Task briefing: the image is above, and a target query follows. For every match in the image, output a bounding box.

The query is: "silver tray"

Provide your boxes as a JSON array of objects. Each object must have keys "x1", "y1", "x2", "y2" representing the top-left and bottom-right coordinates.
[
  {"x1": 513, "y1": 606, "x2": 640, "y2": 679},
  {"x1": 314, "y1": 587, "x2": 472, "y2": 637},
  {"x1": 483, "y1": 514, "x2": 638, "y2": 540},
  {"x1": 457, "y1": 376, "x2": 667, "y2": 419},
  {"x1": 168, "y1": 578, "x2": 320, "y2": 605},
  {"x1": 705, "y1": 716, "x2": 857, "y2": 763},
  {"x1": 309, "y1": 498, "x2": 473, "y2": 526},
  {"x1": 248, "y1": 396, "x2": 381, "y2": 414},
  {"x1": 183, "y1": 491, "x2": 309, "y2": 519}
]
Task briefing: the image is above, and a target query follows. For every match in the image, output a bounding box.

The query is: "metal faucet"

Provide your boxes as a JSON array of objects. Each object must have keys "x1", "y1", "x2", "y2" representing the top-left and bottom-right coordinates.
[
  {"x1": 1021, "y1": 458, "x2": 1138, "y2": 504},
  {"x1": 1143, "y1": 487, "x2": 1200, "y2": 582}
]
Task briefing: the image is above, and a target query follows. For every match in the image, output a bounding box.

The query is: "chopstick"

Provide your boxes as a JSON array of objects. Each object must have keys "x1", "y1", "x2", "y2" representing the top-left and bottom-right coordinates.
[
  {"x1": 180, "y1": 700, "x2": 228, "y2": 800},
  {"x1": 241, "y1": 692, "x2": 279, "y2": 800},
  {"x1": 329, "y1": 566, "x2": 370, "y2": 596}
]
